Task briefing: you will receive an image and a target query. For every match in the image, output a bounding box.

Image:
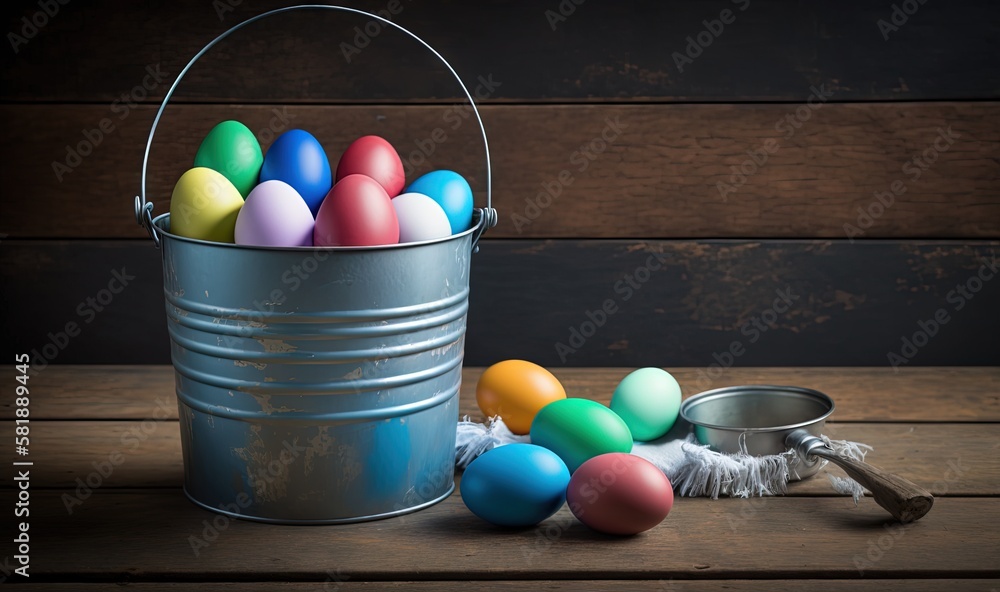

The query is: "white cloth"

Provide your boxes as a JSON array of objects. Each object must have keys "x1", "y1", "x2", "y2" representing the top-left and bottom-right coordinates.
[
  {"x1": 455, "y1": 416, "x2": 529, "y2": 469},
  {"x1": 455, "y1": 416, "x2": 870, "y2": 500}
]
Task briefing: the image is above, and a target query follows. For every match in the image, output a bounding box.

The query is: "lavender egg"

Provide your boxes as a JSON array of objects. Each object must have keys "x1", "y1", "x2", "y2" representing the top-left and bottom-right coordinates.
[{"x1": 235, "y1": 180, "x2": 314, "y2": 247}]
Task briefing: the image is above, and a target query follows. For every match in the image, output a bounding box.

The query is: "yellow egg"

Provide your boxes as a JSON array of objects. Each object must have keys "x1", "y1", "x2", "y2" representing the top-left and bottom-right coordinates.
[
  {"x1": 476, "y1": 360, "x2": 566, "y2": 435},
  {"x1": 169, "y1": 167, "x2": 244, "y2": 243}
]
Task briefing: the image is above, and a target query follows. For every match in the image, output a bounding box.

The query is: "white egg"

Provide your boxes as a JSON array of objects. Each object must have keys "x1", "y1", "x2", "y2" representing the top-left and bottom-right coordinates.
[{"x1": 391, "y1": 192, "x2": 452, "y2": 243}]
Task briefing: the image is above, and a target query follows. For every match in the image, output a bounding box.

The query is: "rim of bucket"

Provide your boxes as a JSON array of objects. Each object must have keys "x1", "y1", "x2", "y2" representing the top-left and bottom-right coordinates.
[
  {"x1": 184, "y1": 480, "x2": 456, "y2": 525},
  {"x1": 151, "y1": 209, "x2": 484, "y2": 252}
]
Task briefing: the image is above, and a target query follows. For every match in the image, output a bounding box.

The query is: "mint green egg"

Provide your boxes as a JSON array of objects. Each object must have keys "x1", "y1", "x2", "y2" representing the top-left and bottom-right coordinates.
[
  {"x1": 194, "y1": 120, "x2": 263, "y2": 198},
  {"x1": 530, "y1": 398, "x2": 632, "y2": 473},
  {"x1": 610, "y1": 368, "x2": 682, "y2": 442}
]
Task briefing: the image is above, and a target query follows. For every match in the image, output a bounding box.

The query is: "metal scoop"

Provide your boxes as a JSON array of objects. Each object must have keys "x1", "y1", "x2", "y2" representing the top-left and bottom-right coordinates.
[{"x1": 681, "y1": 385, "x2": 934, "y2": 523}]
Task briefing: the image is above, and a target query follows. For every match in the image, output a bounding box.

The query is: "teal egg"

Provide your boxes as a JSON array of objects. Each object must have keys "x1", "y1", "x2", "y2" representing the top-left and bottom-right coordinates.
[
  {"x1": 610, "y1": 368, "x2": 682, "y2": 441},
  {"x1": 530, "y1": 398, "x2": 632, "y2": 472}
]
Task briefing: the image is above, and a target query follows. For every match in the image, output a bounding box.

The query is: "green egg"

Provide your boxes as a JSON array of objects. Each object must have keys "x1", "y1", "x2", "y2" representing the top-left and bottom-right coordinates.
[
  {"x1": 530, "y1": 398, "x2": 632, "y2": 473},
  {"x1": 610, "y1": 367, "x2": 682, "y2": 442},
  {"x1": 194, "y1": 120, "x2": 263, "y2": 198}
]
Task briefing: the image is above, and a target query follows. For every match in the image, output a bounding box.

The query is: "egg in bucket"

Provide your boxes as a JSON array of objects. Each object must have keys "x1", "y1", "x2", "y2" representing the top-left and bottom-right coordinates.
[{"x1": 134, "y1": 5, "x2": 497, "y2": 524}]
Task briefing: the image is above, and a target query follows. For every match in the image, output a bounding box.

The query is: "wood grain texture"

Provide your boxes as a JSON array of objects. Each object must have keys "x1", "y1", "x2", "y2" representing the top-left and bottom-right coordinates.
[
  {"x1": 17, "y1": 582, "x2": 1000, "y2": 592},
  {"x1": 5, "y1": 366, "x2": 998, "y2": 422},
  {"x1": 6, "y1": 490, "x2": 997, "y2": 580},
  {"x1": 2, "y1": 103, "x2": 998, "y2": 239},
  {"x1": 462, "y1": 367, "x2": 1000, "y2": 423},
  {"x1": 0, "y1": 365, "x2": 178, "y2": 419},
  {"x1": 2, "y1": 240, "x2": 997, "y2": 367},
  {"x1": 2, "y1": 420, "x2": 994, "y2": 495},
  {"x1": 468, "y1": 241, "x2": 1000, "y2": 367},
  {"x1": 2, "y1": 0, "x2": 998, "y2": 102}
]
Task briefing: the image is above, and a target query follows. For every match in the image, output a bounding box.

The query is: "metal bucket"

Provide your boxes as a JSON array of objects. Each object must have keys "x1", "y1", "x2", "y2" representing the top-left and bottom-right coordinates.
[{"x1": 133, "y1": 6, "x2": 497, "y2": 524}]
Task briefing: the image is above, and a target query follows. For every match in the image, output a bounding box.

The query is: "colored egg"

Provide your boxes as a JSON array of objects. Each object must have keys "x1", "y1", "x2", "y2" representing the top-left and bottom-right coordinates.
[
  {"x1": 610, "y1": 368, "x2": 683, "y2": 442},
  {"x1": 234, "y1": 180, "x2": 314, "y2": 247},
  {"x1": 193, "y1": 120, "x2": 263, "y2": 198},
  {"x1": 476, "y1": 360, "x2": 567, "y2": 435},
  {"x1": 567, "y1": 453, "x2": 673, "y2": 535},
  {"x1": 259, "y1": 129, "x2": 332, "y2": 216},
  {"x1": 405, "y1": 170, "x2": 474, "y2": 234},
  {"x1": 314, "y1": 174, "x2": 399, "y2": 247},
  {"x1": 169, "y1": 167, "x2": 244, "y2": 243},
  {"x1": 530, "y1": 398, "x2": 632, "y2": 473},
  {"x1": 391, "y1": 192, "x2": 452, "y2": 243},
  {"x1": 336, "y1": 135, "x2": 406, "y2": 197},
  {"x1": 460, "y1": 443, "x2": 570, "y2": 527}
]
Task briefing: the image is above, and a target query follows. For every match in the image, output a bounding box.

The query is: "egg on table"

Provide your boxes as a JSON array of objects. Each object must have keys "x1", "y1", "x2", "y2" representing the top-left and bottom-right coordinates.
[
  {"x1": 476, "y1": 360, "x2": 566, "y2": 435},
  {"x1": 610, "y1": 367, "x2": 683, "y2": 441},
  {"x1": 567, "y1": 453, "x2": 674, "y2": 535},
  {"x1": 460, "y1": 443, "x2": 570, "y2": 527},
  {"x1": 530, "y1": 398, "x2": 633, "y2": 472}
]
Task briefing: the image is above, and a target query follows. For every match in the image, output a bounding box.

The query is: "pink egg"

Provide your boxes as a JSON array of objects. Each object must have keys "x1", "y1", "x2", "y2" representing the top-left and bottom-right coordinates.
[
  {"x1": 566, "y1": 453, "x2": 673, "y2": 535},
  {"x1": 392, "y1": 192, "x2": 452, "y2": 243},
  {"x1": 314, "y1": 174, "x2": 399, "y2": 247},
  {"x1": 234, "y1": 180, "x2": 314, "y2": 247}
]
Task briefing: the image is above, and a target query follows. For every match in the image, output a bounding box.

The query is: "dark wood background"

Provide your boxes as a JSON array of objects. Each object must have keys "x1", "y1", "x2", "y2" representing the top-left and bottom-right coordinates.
[{"x1": 1, "y1": 0, "x2": 998, "y2": 367}]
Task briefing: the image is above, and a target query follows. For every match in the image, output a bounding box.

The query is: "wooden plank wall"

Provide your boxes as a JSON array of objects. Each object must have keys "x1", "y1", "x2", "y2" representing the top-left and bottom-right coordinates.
[{"x1": 1, "y1": 0, "x2": 998, "y2": 367}]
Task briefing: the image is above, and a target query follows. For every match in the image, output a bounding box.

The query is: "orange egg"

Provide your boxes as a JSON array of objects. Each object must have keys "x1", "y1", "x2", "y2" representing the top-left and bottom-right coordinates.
[{"x1": 476, "y1": 360, "x2": 567, "y2": 434}]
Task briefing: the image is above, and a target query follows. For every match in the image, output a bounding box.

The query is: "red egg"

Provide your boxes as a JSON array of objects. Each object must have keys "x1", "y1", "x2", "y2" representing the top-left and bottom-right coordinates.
[
  {"x1": 336, "y1": 135, "x2": 406, "y2": 197},
  {"x1": 314, "y1": 174, "x2": 400, "y2": 246},
  {"x1": 566, "y1": 453, "x2": 673, "y2": 535}
]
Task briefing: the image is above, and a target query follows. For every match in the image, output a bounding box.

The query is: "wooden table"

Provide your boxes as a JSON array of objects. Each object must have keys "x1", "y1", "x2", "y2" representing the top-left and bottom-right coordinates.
[{"x1": 2, "y1": 366, "x2": 998, "y2": 590}]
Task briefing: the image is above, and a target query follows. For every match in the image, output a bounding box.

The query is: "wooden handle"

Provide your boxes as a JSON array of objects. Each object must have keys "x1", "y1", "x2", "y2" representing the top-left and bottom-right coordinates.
[{"x1": 812, "y1": 448, "x2": 934, "y2": 523}]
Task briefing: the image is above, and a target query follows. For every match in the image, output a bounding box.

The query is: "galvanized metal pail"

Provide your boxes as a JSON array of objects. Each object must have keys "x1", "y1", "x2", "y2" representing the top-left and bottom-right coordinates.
[{"x1": 133, "y1": 5, "x2": 497, "y2": 524}]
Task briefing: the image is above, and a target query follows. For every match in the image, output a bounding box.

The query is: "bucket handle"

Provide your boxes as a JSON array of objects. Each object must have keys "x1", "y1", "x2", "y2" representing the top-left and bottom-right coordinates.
[{"x1": 134, "y1": 4, "x2": 497, "y2": 250}]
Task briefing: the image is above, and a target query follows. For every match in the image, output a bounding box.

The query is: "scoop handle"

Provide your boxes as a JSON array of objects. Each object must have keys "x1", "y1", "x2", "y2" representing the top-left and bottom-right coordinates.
[{"x1": 787, "y1": 429, "x2": 934, "y2": 523}]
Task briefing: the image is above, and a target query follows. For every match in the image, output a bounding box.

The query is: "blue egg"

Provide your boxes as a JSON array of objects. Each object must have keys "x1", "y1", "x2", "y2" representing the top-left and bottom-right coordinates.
[
  {"x1": 460, "y1": 443, "x2": 570, "y2": 527},
  {"x1": 259, "y1": 129, "x2": 332, "y2": 216},
  {"x1": 405, "y1": 170, "x2": 473, "y2": 234}
]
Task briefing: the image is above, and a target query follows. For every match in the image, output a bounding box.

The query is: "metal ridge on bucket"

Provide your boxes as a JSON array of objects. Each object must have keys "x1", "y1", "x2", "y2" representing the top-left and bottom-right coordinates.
[{"x1": 163, "y1": 211, "x2": 472, "y2": 523}]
